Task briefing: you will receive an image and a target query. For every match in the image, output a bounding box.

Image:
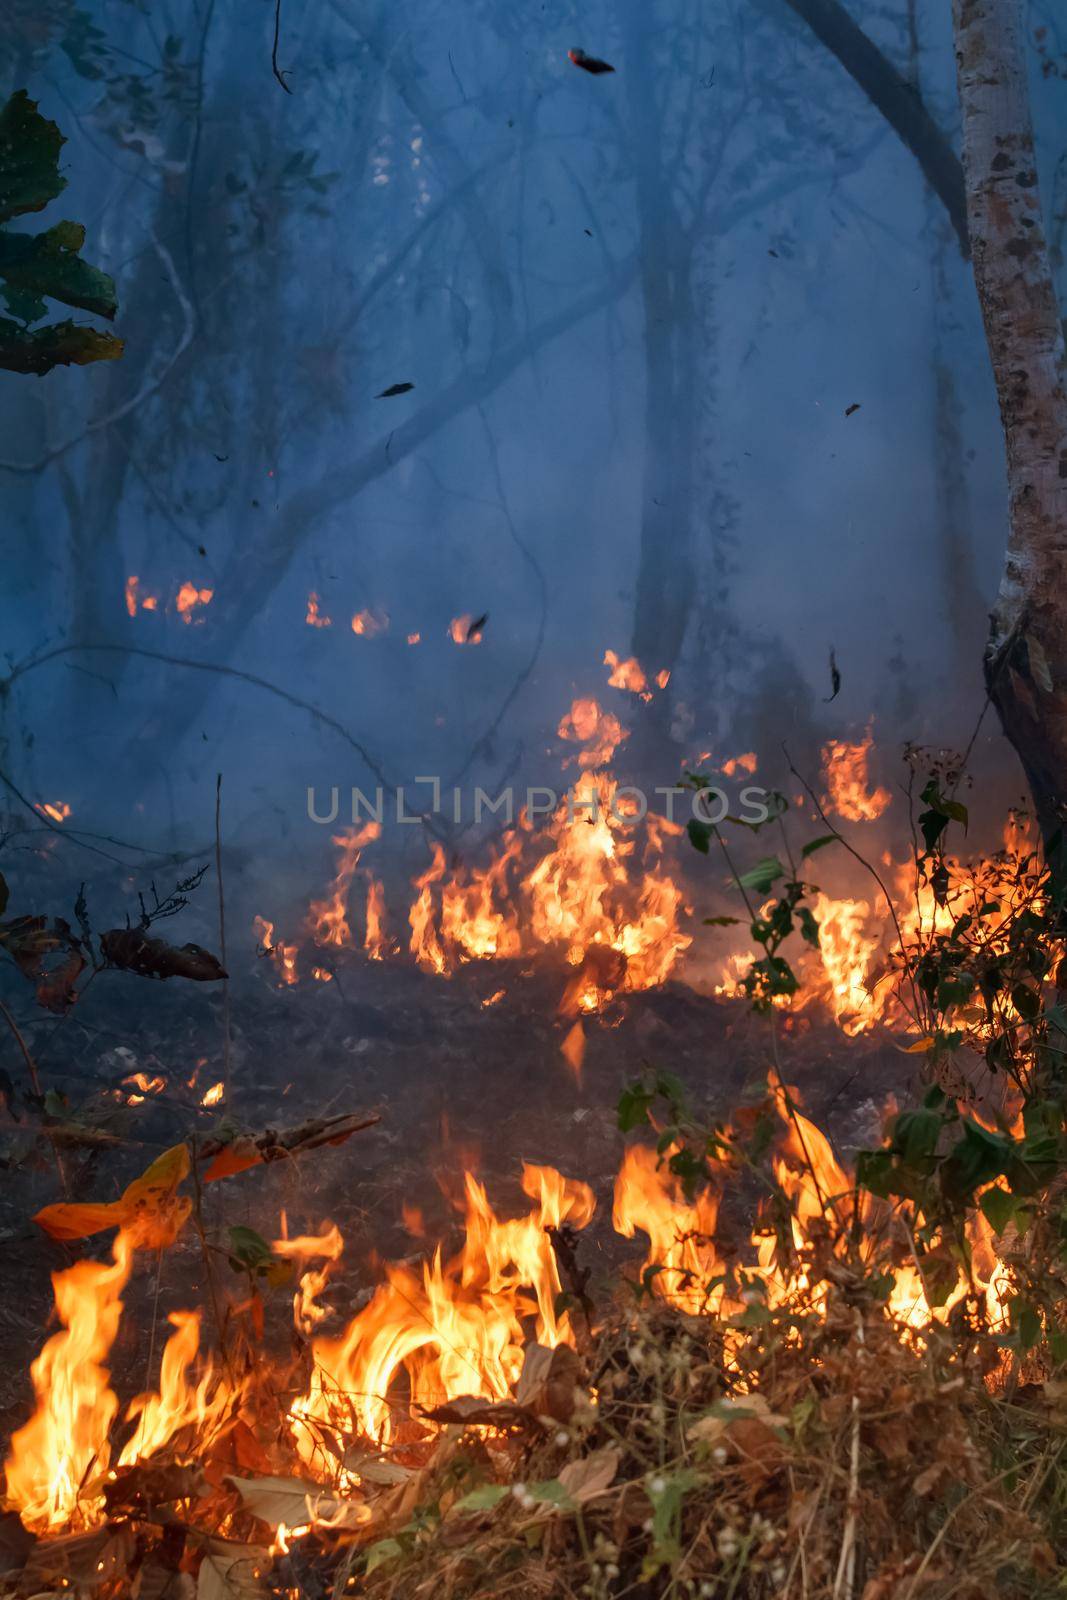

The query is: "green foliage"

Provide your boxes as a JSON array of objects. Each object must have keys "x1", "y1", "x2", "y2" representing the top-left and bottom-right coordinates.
[
  {"x1": 0, "y1": 91, "x2": 122, "y2": 375},
  {"x1": 227, "y1": 1224, "x2": 291, "y2": 1286}
]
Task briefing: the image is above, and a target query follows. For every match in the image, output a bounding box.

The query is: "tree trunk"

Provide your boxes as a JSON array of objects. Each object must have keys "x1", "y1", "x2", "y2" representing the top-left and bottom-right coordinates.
[
  {"x1": 624, "y1": 0, "x2": 697, "y2": 711},
  {"x1": 953, "y1": 0, "x2": 1067, "y2": 847}
]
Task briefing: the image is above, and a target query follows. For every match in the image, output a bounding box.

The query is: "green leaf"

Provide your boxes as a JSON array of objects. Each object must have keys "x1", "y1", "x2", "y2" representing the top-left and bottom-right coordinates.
[
  {"x1": 454, "y1": 1484, "x2": 509, "y2": 1512},
  {"x1": 364, "y1": 1538, "x2": 404, "y2": 1575},
  {"x1": 796, "y1": 906, "x2": 820, "y2": 947},
  {"x1": 0, "y1": 91, "x2": 66, "y2": 222},
  {"x1": 739, "y1": 856, "x2": 784, "y2": 894},
  {"x1": 0, "y1": 223, "x2": 118, "y2": 319},
  {"x1": 801, "y1": 834, "x2": 838, "y2": 858},
  {"x1": 526, "y1": 1478, "x2": 572, "y2": 1507},
  {"x1": 687, "y1": 819, "x2": 712, "y2": 854},
  {"x1": 0, "y1": 91, "x2": 123, "y2": 376},
  {"x1": 979, "y1": 1185, "x2": 1018, "y2": 1236},
  {"x1": 227, "y1": 1224, "x2": 275, "y2": 1272},
  {"x1": 0, "y1": 315, "x2": 122, "y2": 375},
  {"x1": 617, "y1": 1082, "x2": 654, "y2": 1133}
]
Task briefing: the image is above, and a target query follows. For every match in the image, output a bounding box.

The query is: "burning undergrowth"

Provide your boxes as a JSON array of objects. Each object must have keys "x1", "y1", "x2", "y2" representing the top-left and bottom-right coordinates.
[
  {"x1": 3, "y1": 708, "x2": 1067, "y2": 1595},
  {"x1": 0, "y1": 1055, "x2": 1063, "y2": 1600}
]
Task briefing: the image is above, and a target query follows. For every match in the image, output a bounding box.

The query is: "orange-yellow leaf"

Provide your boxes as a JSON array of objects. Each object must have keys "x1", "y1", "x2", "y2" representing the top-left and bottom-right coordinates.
[{"x1": 33, "y1": 1142, "x2": 192, "y2": 1246}]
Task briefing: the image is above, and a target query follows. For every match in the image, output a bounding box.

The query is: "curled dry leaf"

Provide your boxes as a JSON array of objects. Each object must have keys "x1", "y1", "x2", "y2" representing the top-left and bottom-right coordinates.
[
  {"x1": 225, "y1": 1474, "x2": 369, "y2": 1532},
  {"x1": 100, "y1": 929, "x2": 227, "y2": 982},
  {"x1": 557, "y1": 1445, "x2": 620, "y2": 1506},
  {"x1": 195, "y1": 1539, "x2": 270, "y2": 1600},
  {"x1": 201, "y1": 1111, "x2": 380, "y2": 1182},
  {"x1": 514, "y1": 1340, "x2": 581, "y2": 1422}
]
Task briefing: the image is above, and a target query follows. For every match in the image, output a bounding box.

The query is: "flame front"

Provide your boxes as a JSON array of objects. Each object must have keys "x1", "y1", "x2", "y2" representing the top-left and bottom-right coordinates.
[
  {"x1": 291, "y1": 1163, "x2": 594, "y2": 1456},
  {"x1": 4, "y1": 1232, "x2": 133, "y2": 1530}
]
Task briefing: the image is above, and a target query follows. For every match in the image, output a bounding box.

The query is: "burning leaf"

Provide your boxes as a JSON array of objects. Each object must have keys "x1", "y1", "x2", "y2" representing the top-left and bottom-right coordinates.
[
  {"x1": 568, "y1": 47, "x2": 615, "y2": 74},
  {"x1": 201, "y1": 1111, "x2": 380, "y2": 1182},
  {"x1": 100, "y1": 929, "x2": 227, "y2": 982},
  {"x1": 196, "y1": 1539, "x2": 270, "y2": 1600},
  {"x1": 560, "y1": 1019, "x2": 585, "y2": 1078},
  {"x1": 375, "y1": 381, "x2": 414, "y2": 398},
  {"x1": 466, "y1": 611, "x2": 488, "y2": 642},
  {"x1": 34, "y1": 1141, "x2": 191, "y2": 1244}
]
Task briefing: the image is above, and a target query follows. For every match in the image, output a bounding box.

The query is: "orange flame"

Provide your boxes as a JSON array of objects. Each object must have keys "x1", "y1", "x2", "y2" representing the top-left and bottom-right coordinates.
[
  {"x1": 306, "y1": 592, "x2": 332, "y2": 628},
  {"x1": 253, "y1": 915, "x2": 299, "y2": 986},
  {"x1": 291, "y1": 1165, "x2": 594, "y2": 1454},
  {"x1": 822, "y1": 729, "x2": 891, "y2": 821},
  {"x1": 306, "y1": 823, "x2": 381, "y2": 948}
]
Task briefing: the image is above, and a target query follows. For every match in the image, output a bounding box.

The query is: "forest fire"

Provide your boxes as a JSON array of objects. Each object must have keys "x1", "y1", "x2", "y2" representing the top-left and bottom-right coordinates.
[{"x1": 0, "y1": 1072, "x2": 1014, "y2": 1543}]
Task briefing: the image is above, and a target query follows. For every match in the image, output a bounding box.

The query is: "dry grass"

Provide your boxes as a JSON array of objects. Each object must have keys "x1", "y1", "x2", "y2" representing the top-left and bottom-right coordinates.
[{"x1": 341, "y1": 1289, "x2": 1064, "y2": 1600}]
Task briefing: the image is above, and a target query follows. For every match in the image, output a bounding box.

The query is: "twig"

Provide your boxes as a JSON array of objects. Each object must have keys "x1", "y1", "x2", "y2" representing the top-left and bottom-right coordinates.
[
  {"x1": 783, "y1": 743, "x2": 923, "y2": 1025},
  {"x1": 0, "y1": 997, "x2": 69, "y2": 1194},
  {"x1": 272, "y1": 0, "x2": 292, "y2": 91},
  {"x1": 215, "y1": 773, "x2": 231, "y2": 1108},
  {"x1": 188, "y1": 1130, "x2": 234, "y2": 1384},
  {"x1": 2, "y1": 643, "x2": 394, "y2": 792},
  {"x1": 832, "y1": 1311, "x2": 864, "y2": 1599}
]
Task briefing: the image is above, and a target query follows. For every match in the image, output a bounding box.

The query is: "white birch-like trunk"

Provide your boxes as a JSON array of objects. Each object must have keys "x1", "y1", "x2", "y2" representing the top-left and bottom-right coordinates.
[{"x1": 953, "y1": 0, "x2": 1067, "y2": 844}]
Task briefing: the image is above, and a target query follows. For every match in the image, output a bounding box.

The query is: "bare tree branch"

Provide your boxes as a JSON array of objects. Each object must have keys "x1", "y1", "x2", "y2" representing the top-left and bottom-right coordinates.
[{"x1": 779, "y1": 0, "x2": 970, "y2": 255}]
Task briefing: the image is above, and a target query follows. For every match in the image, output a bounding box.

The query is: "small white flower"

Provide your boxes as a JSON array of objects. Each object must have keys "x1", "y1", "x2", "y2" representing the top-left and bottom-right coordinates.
[
  {"x1": 648, "y1": 1474, "x2": 667, "y2": 1496},
  {"x1": 555, "y1": 1430, "x2": 570, "y2": 1446},
  {"x1": 712, "y1": 1445, "x2": 728, "y2": 1466}
]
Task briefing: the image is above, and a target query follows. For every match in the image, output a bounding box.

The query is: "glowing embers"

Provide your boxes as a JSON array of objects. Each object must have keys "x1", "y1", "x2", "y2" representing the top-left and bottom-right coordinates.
[{"x1": 124, "y1": 577, "x2": 212, "y2": 623}]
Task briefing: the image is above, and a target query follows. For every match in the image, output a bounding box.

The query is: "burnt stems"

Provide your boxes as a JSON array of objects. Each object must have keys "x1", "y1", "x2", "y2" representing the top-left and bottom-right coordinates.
[{"x1": 953, "y1": 0, "x2": 1067, "y2": 848}]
